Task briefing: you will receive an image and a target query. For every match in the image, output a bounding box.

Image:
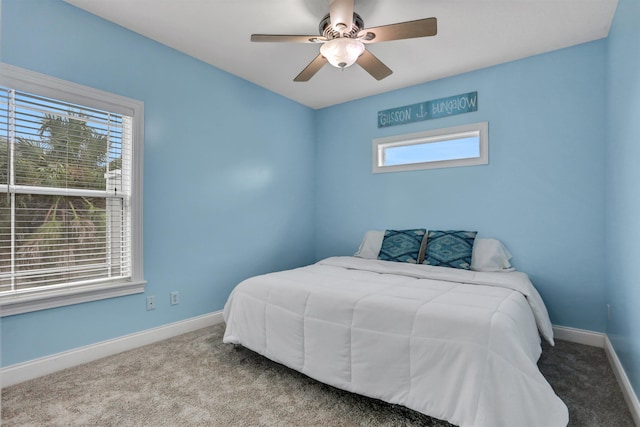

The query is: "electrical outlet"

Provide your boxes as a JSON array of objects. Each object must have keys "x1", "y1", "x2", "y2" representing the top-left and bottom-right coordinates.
[
  {"x1": 146, "y1": 296, "x2": 156, "y2": 310},
  {"x1": 170, "y1": 291, "x2": 180, "y2": 305}
]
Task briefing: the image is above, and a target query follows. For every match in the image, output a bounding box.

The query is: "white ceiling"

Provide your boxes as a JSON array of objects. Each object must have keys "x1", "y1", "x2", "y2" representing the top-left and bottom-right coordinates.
[{"x1": 64, "y1": 0, "x2": 618, "y2": 109}]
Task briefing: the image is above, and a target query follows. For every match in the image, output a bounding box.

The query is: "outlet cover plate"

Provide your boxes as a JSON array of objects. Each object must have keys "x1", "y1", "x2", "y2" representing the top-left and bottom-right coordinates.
[{"x1": 170, "y1": 291, "x2": 179, "y2": 305}]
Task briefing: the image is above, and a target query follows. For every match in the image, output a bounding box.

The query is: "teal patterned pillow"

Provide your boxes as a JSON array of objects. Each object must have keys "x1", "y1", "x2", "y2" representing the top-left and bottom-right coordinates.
[
  {"x1": 424, "y1": 230, "x2": 477, "y2": 270},
  {"x1": 378, "y1": 229, "x2": 426, "y2": 264}
]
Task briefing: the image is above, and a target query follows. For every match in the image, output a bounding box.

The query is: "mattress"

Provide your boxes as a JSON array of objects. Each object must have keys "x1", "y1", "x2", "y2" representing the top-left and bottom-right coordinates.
[{"x1": 223, "y1": 256, "x2": 568, "y2": 427}]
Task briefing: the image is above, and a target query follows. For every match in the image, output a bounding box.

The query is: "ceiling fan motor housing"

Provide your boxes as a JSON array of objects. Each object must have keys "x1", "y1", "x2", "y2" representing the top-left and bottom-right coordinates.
[{"x1": 319, "y1": 13, "x2": 364, "y2": 40}]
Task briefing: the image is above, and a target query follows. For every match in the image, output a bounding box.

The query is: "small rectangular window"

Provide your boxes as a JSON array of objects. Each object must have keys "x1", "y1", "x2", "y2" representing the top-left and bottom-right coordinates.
[{"x1": 373, "y1": 122, "x2": 488, "y2": 173}]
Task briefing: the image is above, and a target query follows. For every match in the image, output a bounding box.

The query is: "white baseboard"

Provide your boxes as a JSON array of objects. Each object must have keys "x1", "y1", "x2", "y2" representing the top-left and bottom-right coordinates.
[
  {"x1": 552, "y1": 325, "x2": 605, "y2": 348},
  {"x1": 1, "y1": 311, "x2": 224, "y2": 388},
  {"x1": 553, "y1": 325, "x2": 640, "y2": 424},
  {"x1": 604, "y1": 336, "x2": 640, "y2": 426}
]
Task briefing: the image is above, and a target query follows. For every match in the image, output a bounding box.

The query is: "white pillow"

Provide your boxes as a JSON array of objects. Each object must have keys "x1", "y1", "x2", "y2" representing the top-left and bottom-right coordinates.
[
  {"x1": 471, "y1": 238, "x2": 513, "y2": 272},
  {"x1": 353, "y1": 230, "x2": 384, "y2": 259}
]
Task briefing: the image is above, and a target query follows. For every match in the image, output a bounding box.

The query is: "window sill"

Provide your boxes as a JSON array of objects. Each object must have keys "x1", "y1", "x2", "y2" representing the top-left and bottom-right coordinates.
[{"x1": 0, "y1": 280, "x2": 147, "y2": 317}]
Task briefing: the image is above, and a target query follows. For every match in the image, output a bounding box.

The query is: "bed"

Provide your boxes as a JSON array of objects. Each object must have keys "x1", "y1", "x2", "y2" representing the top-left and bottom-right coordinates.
[{"x1": 223, "y1": 234, "x2": 569, "y2": 427}]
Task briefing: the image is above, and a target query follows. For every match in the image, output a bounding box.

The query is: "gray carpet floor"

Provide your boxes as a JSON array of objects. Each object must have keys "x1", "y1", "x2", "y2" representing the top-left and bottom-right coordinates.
[{"x1": 1, "y1": 322, "x2": 635, "y2": 426}]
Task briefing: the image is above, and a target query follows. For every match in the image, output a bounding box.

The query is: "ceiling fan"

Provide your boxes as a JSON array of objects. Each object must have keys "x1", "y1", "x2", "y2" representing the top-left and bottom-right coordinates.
[{"x1": 251, "y1": 0, "x2": 438, "y2": 82}]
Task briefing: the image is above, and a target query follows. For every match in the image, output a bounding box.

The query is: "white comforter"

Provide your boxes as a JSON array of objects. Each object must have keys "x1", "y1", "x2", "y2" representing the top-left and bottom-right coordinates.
[{"x1": 223, "y1": 256, "x2": 568, "y2": 427}]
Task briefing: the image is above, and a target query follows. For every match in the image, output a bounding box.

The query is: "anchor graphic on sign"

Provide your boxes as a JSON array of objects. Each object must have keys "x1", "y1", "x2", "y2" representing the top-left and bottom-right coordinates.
[{"x1": 416, "y1": 104, "x2": 429, "y2": 119}]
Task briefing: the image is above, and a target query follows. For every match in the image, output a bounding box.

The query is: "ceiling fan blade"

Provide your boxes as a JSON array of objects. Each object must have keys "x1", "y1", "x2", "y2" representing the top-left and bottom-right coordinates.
[
  {"x1": 360, "y1": 17, "x2": 437, "y2": 43},
  {"x1": 294, "y1": 54, "x2": 328, "y2": 82},
  {"x1": 329, "y1": 0, "x2": 354, "y2": 33},
  {"x1": 356, "y1": 49, "x2": 393, "y2": 80},
  {"x1": 251, "y1": 34, "x2": 327, "y2": 43}
]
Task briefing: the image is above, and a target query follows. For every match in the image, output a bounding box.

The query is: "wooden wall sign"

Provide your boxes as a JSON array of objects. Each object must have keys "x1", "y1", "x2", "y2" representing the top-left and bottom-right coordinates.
[{"x1": 378, "y1": 91, "x2": 478, "y2": 128}]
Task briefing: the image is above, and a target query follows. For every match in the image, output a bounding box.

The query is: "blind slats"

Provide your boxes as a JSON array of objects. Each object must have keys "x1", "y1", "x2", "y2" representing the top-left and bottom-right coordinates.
[{"x1": 0, "y1": 86, "x2": 133, "y2": 293}]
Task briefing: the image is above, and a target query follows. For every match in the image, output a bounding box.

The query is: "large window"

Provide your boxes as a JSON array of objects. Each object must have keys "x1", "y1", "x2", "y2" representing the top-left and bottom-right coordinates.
[
  {"x1": 0, "y1": 64, "x2": 144, "y2": 316},
  {"x1": 372, "y1": 122, "x2": 488, "y2": 173}
]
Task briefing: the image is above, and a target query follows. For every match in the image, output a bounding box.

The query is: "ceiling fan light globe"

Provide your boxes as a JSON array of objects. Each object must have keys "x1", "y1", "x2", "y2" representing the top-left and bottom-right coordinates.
[{"x1": 320, "y1": 38, "x2": 365, "y2": 69}]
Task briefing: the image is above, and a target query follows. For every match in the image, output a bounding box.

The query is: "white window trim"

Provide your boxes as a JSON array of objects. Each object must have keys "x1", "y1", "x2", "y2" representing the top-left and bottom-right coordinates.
[
  {"x1": 0, "y1": 63, "x2": 145, "y2": 317},
  {"x1": 372, "y1": 122, "x2": 488, "y2": 173}
]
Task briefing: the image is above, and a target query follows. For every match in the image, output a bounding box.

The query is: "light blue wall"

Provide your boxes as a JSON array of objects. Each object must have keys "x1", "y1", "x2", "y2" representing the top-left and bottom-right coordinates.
[
  {"x1": 605, "y1": 0, "x2": 640, "y2": 399},
  {"x1": 315, "y1": 41, "x2": 608, "y2": 332},
  {"x1": 0, "y1": 0, "x2": 316, "y2": 366}
]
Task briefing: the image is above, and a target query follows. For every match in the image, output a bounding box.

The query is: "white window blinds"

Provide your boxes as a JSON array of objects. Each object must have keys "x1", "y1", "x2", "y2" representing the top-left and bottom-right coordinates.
[{"x1": 0, "y1": 87, "x2": 133, "y2": 293}]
